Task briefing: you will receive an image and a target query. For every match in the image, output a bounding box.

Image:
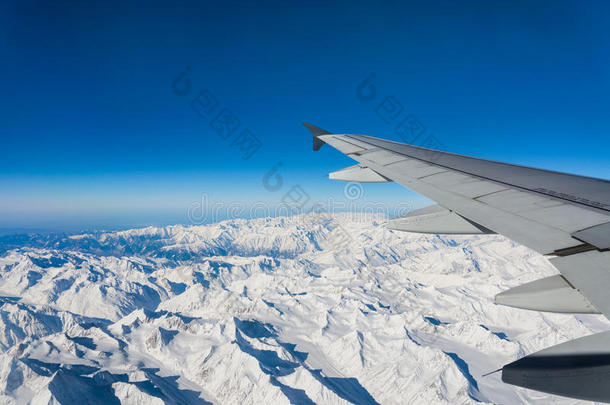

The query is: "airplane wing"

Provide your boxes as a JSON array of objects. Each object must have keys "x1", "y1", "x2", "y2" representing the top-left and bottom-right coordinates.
[{"x1": 305, "y1": 123, "x2": 610, "y2": 402}]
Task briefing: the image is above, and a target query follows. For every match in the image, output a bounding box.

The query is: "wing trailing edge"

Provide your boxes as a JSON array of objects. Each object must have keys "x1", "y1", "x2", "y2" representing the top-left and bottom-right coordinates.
[{"x1": 387, "y1": 205, "x2": 495, "y2": 235}]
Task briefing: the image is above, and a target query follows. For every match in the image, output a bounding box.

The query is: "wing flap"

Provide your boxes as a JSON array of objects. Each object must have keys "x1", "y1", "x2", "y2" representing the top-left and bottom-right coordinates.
[
  {"x1": 495, "y1": 274, "x2": 599, "y2": 314},
  {"x1": 387, "y1": 205, "x2": 495, "y2": 235},
  {"x1": 550, "y1": 251, "x2": 610, "y2": 317},
  {"x1": 572, "y1": 222, "x2": 610, "y2": 250},
  {"x1": 329, "y1": 165, "x2": 391, "y2": 183}
]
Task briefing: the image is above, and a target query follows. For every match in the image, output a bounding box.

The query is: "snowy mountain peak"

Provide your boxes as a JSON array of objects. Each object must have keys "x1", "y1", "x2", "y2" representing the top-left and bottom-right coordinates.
[{"x1": 0, "y1": 214, "x2": 606, "y2": 404}]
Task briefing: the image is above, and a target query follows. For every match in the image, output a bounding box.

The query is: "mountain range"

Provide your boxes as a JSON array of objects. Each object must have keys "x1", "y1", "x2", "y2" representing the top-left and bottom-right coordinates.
[{"x1": 0, "y1": 213, "x2": 606, "y2": 404}]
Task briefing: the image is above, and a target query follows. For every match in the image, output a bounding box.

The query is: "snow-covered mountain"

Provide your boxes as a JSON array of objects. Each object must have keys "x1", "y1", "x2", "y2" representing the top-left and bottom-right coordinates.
[{"x1": 0, "y1": 213, "x2": 607, "y2": 404}]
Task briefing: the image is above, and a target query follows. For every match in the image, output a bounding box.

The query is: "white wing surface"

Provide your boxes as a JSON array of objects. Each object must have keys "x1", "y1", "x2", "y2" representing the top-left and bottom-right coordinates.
[{"x1": 306, "y1": 123, "x2": 610, "y2": 402}]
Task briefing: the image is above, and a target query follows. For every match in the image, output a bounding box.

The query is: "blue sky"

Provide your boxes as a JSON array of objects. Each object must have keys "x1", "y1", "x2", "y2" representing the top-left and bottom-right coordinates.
[{"x1": 1, "y1": 0, "x2": 609, "y2": 231}]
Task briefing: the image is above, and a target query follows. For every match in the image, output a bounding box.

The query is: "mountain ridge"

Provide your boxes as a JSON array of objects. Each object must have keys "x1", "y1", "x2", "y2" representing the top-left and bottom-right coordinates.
[{"x1": 0, "y1": 213, "x2": 606, "y2": 404}]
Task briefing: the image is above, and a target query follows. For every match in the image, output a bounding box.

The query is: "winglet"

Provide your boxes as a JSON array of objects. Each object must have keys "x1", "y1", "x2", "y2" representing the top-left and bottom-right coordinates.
[{"x1": 303, "y1": 122, "x2": 331, "y2": 151}]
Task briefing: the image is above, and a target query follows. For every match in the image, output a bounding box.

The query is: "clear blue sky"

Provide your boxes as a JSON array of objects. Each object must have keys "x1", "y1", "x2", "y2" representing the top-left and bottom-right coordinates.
[{"x1": 1, "y1": 0, "x2": 609, "y2": 231}]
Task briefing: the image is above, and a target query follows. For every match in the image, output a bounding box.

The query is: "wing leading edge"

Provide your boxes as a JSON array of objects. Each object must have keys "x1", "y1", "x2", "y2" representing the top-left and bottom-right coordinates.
[{"x1": 306, "y1": 123, "x2": 610, "y2": 402}]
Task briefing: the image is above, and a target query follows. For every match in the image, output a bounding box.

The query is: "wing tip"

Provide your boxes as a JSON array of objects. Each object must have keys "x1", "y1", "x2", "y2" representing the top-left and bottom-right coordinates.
[{"x1": 303, "y1": 122, "x2": 331, "y2": 151}]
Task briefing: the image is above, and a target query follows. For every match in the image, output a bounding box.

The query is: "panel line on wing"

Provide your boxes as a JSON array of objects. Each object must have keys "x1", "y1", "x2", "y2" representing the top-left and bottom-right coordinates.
[
  {"x1": 473, "y1": 189, "x2": 510, "y2": 201},
  {"x1": 417, "y1": 171, "x2": 451, "y2": 180}
]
